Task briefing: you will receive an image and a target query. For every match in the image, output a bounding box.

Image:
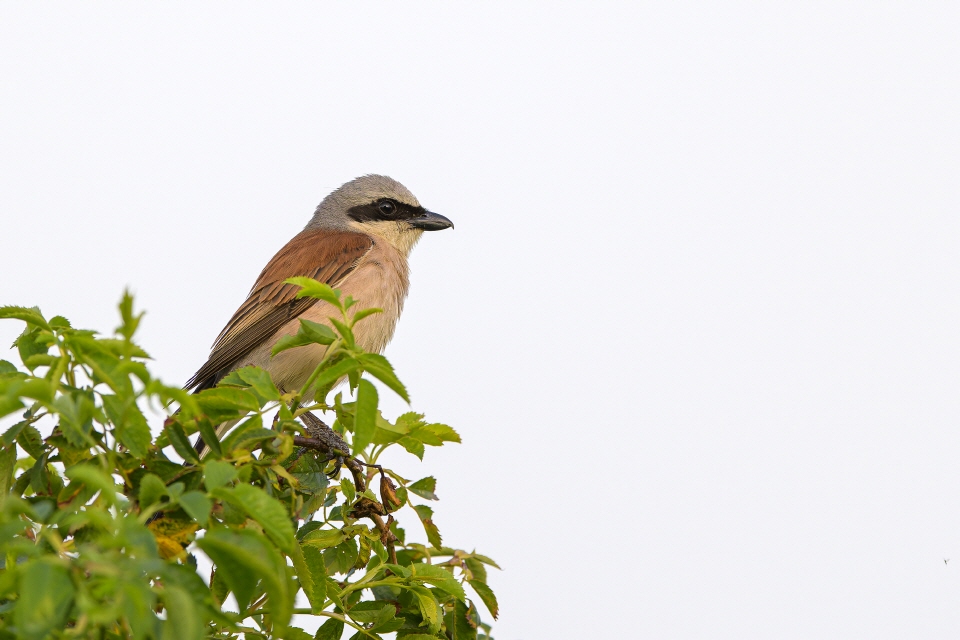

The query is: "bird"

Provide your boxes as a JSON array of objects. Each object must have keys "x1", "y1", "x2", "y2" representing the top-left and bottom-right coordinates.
[{"x1": 184, "y1": 175, "x2": 453, "y2": 455}]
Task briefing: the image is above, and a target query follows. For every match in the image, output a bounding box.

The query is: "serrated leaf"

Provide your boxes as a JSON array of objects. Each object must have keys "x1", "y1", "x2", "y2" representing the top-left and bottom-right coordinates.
[
  {"x1": 102, "y1": 394, "x2": 151, "y2": 458},
  {"x1": 408, "y1": 476, "x2": 438, "y2": 500},
  {"x1": 294, "y1": 543, "x2": 327, "y2": 610},
  {"x1": 218, "y1": 414, "x2": 264, "y2": 453},
  {"x1": 413, "y1": 504, "x2": 442, "y2": 549},
  {"x1": 178, "y1": 491, "x2": 212, "y2": 524},
  {"x1": 196, "y1": 387, "x2": 260, "y2": 421},
  {"x1": 299, "y1": 318, "x2": 337, "y2": 344},
  {"x1": 398, "y1": 436, "x2": 425, "y2": 460},
  {"x1": 203, "y1": 459, "x2": 237, "y2": 489},
  {"x1": 464, "y1": 557, "x2": 487, "y2": 583},
  {"x1": 161, "y1": 585, "x2": 203, "y2": 640},
  {"x1": 408, "y1": 584, "x2": 441, "y2": 634},
  {"x1": 468, "y1": 579, "x2": 499, "y2": 619},
  {"x1": 410, "y1": 563, "x2": 465, "y2": 602},
  {"x1": 194, "y1": 417, "x2": 222, "y2": 458},
  {"x1": 310, "y1": 357, "x2": 361, "y2": 397},
  {"x1": 14, "y1": 558, "x2": 73, "y2": 637},
  {"x1": 314, "y1": 617, "x2": 344, "y2": 640},
  {"x1": 357, "y1": 354, "x2": 408, "y2": 402},
  {"x1": 0, "y1": 306, "x2": 49, "y2": 329},
  {"x1": 444, "y1": 599, "x2": 478, "y2": 639},
  {"x1": 353, "y1": 379, "x2": 378, "y2": 455},
  {"x1": 301, "y1": 528, "x2": 347, "y2": 550},
  {"x1": 164, "y1": 420, "x2": 200, "y2": 464},
  {"x1": 220, "y1": 366, "x2": 281, "y2": 402},
  {"x1": 214, "y1": 484, "x2": 296, "y2": 554},
  {"x1": 285, "y1": 277, "x2": 342, "y2": 306},
  {"x1": 139, "y1": 473, "x2": 168, "y2": 509},
  {"x1": 197, "y1": 527, "x2": 289, "y2": 621},
  {"x1": 65, "y1": 464, "x2": 117, "y2": 505},
  {"x1": 16, "y1": 424, "x2": 44, "y2": 458},
  {"x1": 323, "y1": 538, "x2": 359, "y2": 575},
  {"x1": 351, "y1": 307, "x2": 383, "y2": 323},
  {"x1": 471, "y1": 554, "x2": 501, "y2": 569},
  {"x1": 0, "y1": 444, "x2": 14, "y2": 496}
]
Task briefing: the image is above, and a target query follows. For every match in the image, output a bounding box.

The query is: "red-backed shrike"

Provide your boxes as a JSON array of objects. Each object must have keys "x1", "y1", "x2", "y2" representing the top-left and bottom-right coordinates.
[{"x1": 185, "y1": 175, "x2": 452, "y2": 452}]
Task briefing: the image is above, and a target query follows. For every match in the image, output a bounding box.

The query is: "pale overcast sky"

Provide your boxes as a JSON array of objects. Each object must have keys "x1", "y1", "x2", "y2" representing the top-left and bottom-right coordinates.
[{"x1": 2, "y1": 4, "x2": 960, "y2": 638}]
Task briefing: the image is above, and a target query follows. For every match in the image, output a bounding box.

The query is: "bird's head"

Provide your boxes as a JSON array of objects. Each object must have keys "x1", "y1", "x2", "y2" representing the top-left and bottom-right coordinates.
[{"x1": 308, "y1": 175, "x2": 453, "y2": 255}]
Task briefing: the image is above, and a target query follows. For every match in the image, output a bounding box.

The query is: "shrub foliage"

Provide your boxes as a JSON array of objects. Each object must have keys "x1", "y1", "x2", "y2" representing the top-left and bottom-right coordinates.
[{"x1": 0, "y1": 281, "x2": 497, "y2": 639}]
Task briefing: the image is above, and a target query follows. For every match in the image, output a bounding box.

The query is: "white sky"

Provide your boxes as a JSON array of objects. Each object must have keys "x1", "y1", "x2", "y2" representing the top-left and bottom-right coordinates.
[{"x1": 2, "y1": 3, "x2": 960, "y2": 638}]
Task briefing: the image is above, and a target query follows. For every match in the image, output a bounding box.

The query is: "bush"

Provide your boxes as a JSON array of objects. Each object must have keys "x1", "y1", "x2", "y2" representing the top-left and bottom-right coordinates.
[{"x1": 0, "y1": 282, "x2": 497, "y2": 639}]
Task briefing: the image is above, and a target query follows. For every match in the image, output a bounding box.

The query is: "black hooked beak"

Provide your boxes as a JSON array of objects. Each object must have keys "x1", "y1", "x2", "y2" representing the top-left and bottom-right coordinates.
[{"x1": 410, "y1": 210, "x2": 454, "y2": 231}]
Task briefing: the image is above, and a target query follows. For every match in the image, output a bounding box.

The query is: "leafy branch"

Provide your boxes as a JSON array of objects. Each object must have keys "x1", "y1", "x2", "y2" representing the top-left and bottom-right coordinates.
[{"x1": 0, "y1": 282, "x2": 498, "y2": 640}]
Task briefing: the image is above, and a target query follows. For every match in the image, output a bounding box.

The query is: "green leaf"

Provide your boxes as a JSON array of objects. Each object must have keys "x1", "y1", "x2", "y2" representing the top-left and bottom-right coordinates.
[
  {"x1": 53, "y1": 391, "x2": 96, "y2": 446},
  {"x1": 164, "y1": 420, "x2": 200, "y2": 464},
  {"x1": 288, "y1": 454, "x2": 328, "y2": 495},
  {"x1": 323, "y1": 538, "x2": 359, "y2": 575},
  {"x1": 471, "y1": 554, "x2": 501, "y2": 569},
  {"x1": 0, "y1": 359, "x2": 17, "y2": 374},
  {"x1": 283, "y1": 628, "x2": 314, "y2": 640},
  {"x1": 328, "y1": 317, "x2": 355, "y2": 347},
  {"x1": 410, "y1": 563, "x2": 465, "y2": 602},
  {"x1": 270, "y1": 317, "x2": 337, "y2": 357},
  {"x1": 139, "y1": 473, "x2": 168, "y2": 509},
  {"x1": 220, "y1": 366, "x2": 281, "y2": 402},
  {"x1": 310, "y1": 357, "x2": 361, "y2": 397},
  {"x1": 161, "y1": 585, "x2": 203, "y2": 640},
  {"x1": 301, "y1": 527, "x2": 347, "y2": 550},
  {"x1": 464, "y1": 557, "x2": 487, "y2": 583},
  {"x1": 407, "y1": 584, "x2": 441, "y2": 634},
  {"x1": 14, "y1": 558, "x2": 74, "y2": 637},
  {"x1": 214, "y1": 484, "x2": 296, "y2": 554},
  {"x1": 15, "y1": 424, "x2": 44, "y2": 459},
  {"x1": 351, "y1": 307, "x2": 382, "y2": 324},
  {"x1": 0, "y1": 444, "x2": 15, "y2": 496},
  {"x1": 219, "y1": 414, "x2": 265, "y2": 453},
  {"x1": 225, "y1": 428, "x2": 280, "y2": 454},
  {"x1": 299, "y1": 318, "x2": 337, "y2": 344},
  {"x1": 468, "y1": 580, "x2": 499, "y2": 619},
  {"x1": 419, "y1": 423, "x2": 461, "y2": 444},
  {"x1": 444, "y1": 599, "x2": 479, "y2": 640},
  {"x1": 314, "y1": 617, "x2": 344, "y2": 640},
  {"x1": 340, "y1": 477, "x2": 356, "y2": 504},
  {"x1": 102, "y1": 394, "x2": 151, "y2": 458},
  {"x1": 408, "y1": 476, "x2": 438, "y2": 501},
  {"x1": 398, "y1": 436, "x2": 425, "y2": 460},
  {"x1": 2, "y1": 420, "x2": 28, "y2": 447},
  {"x1": 194, "y1": 417, "x2": 223, "y2": 458},
  {"x1": 289, "y1": 542, "x2": 326, "y2": 612},
  {"x1": 285, "y1": 277, "x2": 342, "y2": 306},
  {"x1": 196, "y1": 387, "x2": 260, "y2": 421},
  {"x1": 203, "y1": 459, "x2": 238, "y2": 489},
  {"x1": 117, "y1": 289, "x2": 143, "y2": 340},
  {"x1": 353, "y1": 379, "x2": 378, "y2": 455},
  {"x1": 65, "y1": 464, "x2": 117, "y2": 505},
  {"x1": 413, "y1": 505, "x2": 442, "y2": 549},
  {"x1": 178, "y1": 491, "x2": 212, "y2": 524},
  {"x1": 357, "y1": 354, "x2": 409, "y2": 402},
  {"x1": 197, "y1": 527, "x2": 290, "y2": 621},
  {"x1": 0, "y1": 305, "x2": 49, "y2": 329}
]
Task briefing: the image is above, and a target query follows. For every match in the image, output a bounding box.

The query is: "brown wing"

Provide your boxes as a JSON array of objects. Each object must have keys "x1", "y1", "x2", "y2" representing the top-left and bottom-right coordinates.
[{"x1": 185, "y1": 229, "x2": 373, "y2": 391}]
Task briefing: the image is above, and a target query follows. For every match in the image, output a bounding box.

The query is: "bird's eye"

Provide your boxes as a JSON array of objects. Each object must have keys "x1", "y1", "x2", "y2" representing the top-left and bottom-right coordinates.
[{"x1": 378, "y1": 200, "x2": 397, "y2": 216}]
